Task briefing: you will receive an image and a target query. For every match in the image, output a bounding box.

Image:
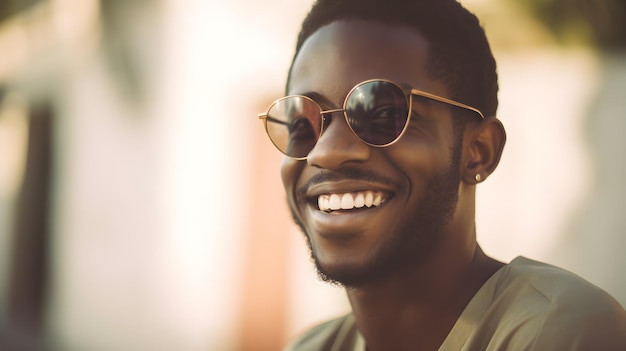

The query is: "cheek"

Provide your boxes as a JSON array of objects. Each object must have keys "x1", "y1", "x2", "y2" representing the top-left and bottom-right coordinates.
[
  {"x1": 280, "y1": 157, "x2": 304, "y2": 199},
  {"x1": 387, "y1": 138, "x2": 447, "y2": 170},
  {"x1": 385, "y1": 132, "x2": 454, "y2": 189},
  {"x1": 391, "y1": 116, "x2": 455, "y2": 169}
]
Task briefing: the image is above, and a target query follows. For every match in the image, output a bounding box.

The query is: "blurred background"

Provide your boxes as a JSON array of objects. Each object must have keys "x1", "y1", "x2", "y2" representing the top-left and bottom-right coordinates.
[{"x1": 0, "y1": 0, "x2": 624, "y2": 350}]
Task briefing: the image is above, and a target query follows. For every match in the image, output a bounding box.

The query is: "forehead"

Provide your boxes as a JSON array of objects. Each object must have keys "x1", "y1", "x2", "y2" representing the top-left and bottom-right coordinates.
[{"x1": 289, "y1": 20, "x2": 448, "y2": 101}]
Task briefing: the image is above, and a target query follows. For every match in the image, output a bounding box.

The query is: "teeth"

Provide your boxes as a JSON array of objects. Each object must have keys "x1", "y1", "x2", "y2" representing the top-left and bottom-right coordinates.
[
  {"x1": 365, "y1": 192, "x2": 373, "y2": 208},
  {"x1": 354, "y1": 193, "x2": 365, "y2": 208},
  {"x1": 329, "y1": 194, "x2": 341, "y2": 210},
  {"x1": 373, "y1": 193, "x2": 382, "y2": 206},
  {"x1": 341, "y1": 193, "x2": 354, "y2": 210},
  {"x1": 317, "y1": 191, "x2": 386, "y2": 212}
]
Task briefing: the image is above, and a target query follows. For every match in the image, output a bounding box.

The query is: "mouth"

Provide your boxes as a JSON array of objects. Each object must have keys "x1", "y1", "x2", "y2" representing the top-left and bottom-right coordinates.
[{"x1": 315, "y1": 190, "x2": 389, "y2": 212}]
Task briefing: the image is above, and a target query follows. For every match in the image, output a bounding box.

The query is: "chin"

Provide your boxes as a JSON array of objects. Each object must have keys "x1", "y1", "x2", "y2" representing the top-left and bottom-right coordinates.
[
  {"x1": 306, "y1": 195, "x2": 457, "y2": 288},
  {"x1": 314, "y1": 256, "x2": 379, "y2": 288},
  {"x1": 309, "y1": 231, "x2": 419, "y2": 288}
]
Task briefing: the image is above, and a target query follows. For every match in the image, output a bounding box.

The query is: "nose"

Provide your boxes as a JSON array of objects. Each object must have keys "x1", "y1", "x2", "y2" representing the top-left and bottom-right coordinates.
[{"x1": 307, "y1": 113, "x2": 370, "y2": 170}]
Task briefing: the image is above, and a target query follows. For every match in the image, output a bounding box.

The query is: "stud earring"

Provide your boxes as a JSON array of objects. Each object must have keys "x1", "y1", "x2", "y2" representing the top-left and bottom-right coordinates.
[{"x1": 475, "y1": 173, "x2": 482, "y2": 182}]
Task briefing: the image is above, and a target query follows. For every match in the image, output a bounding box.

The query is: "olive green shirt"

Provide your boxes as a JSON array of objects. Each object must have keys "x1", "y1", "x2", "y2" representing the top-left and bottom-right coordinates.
[{"x1": 285, "y1": 257, "x2": 626, "y2": 350}]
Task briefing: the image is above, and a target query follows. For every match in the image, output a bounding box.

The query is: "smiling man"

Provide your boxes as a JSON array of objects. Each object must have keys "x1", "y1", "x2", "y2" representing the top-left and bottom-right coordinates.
[{"x1": 258, "y1": 0, "x2": 626, "y2": 350}]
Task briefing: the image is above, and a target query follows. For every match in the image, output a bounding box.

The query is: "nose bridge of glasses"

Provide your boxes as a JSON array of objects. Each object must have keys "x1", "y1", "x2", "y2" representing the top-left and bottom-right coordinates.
[
  {"x1": 318, "y1": 107, "x2": 348, "y2": 135},
  {"x1": 320, "y1": 108, "x2": 345, "y2": 117},
  {"x1": 316, "y1": 108, "x2": 360, "y2": 148},
  {"x1": 307, "y1": 108, "x2": 371, "y2": 168},
  {"x1": 312, "y1": 106, "x2": 365, "y2": 151}
]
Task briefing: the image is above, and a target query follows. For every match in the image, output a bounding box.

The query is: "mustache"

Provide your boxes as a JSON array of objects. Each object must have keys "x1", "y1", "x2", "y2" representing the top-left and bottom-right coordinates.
[{"x1": 296, "y1": 168, "x2": 402, "y2": 198}]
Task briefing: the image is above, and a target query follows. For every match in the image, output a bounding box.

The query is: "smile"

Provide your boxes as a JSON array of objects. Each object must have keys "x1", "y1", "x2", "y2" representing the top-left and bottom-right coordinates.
[{"x1": 317, "y1": 191, "x2": 387, "y2": 212}]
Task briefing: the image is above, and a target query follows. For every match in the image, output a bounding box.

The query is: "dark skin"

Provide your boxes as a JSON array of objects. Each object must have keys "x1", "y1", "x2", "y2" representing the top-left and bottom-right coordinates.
[{"x1": 282, "y1": 20, "x2": 506, "y2": 350}]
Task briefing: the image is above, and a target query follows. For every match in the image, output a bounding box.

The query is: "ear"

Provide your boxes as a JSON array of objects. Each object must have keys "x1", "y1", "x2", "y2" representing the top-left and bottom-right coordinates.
[{"x1": 461, "y1": 117, "x2": 506, "y2": 184}]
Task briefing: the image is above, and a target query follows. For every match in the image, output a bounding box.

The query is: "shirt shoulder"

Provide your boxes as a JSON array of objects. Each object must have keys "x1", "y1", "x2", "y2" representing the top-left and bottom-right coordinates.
[
  {"x1": 283, "y1": 314, "x2": 360, "y2": 351},
  {"x1": 503, "y1": 257, "x2": 626, "y2": 349},
  {"x1": 501, "y1": 257, "x2": 625, "y2": 316},
  {"x1": 473, "y1": 257, "x2": 626, "y2": 350}
]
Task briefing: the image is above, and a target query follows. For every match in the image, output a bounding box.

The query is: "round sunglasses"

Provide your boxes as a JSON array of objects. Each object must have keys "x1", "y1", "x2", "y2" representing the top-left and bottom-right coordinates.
[{"x1": 258, "y1": 79, "x2": 484, "y2": 159}]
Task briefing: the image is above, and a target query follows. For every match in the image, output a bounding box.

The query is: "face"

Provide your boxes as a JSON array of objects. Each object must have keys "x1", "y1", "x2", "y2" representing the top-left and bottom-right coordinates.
[{"x1": 282, "y1": 20, "x2": 463, "y2": 287}]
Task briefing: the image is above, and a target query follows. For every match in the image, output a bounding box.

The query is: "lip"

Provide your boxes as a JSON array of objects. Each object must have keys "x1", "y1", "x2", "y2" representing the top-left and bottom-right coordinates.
[
  {"x1": 306, "y1": 199, "x2": 389, "y2": 237},
  {"x1": 301, "y1": 180, "x2": 396, "y2": 237}
]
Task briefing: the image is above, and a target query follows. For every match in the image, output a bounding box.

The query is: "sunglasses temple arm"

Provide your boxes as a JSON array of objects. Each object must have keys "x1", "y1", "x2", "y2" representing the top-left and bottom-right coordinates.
[
  {"x1": 259, "y1": 115, "x2": 291, "y2": 127},
  {"x1": 410, "y1": 89, "x2": 485, "y2": 119}
]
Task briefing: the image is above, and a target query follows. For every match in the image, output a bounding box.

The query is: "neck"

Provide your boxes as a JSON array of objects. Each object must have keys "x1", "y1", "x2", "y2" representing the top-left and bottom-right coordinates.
[{"x1": 346, "y1": 244, "x2": 503, "y2": 351}]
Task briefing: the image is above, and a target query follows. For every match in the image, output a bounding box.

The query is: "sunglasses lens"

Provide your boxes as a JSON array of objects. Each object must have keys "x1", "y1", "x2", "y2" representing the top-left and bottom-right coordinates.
[
  {"x1": 345, "y1": 81, "x2": 409, "y2": 145},
  {"x1": 265, "y1": 96, "x2": 322, "y2": 158}
]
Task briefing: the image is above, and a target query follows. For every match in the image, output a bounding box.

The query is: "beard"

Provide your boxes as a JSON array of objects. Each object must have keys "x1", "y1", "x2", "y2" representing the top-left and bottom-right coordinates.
[{"x1": 290, "y1": 138, "x2": 463, "y2": 288}]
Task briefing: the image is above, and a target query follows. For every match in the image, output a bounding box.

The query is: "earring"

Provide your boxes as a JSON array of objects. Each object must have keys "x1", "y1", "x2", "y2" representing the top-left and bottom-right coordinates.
[{"x1": 475, "y1": 173, "x2": 482, "y2": 182}]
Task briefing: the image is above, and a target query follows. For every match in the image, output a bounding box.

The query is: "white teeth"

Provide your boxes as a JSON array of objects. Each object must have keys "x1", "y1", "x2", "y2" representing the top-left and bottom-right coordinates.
[
  {"x1": 317, "y1": 191, "x2": 386, "y2": 212},
  {"x1": 364, "y1": 192, "x2": 374, "y2": 208},
  {"x1": 373, "y1": 193, "x2": 382, "y2": 207},
  {"x1": 354, "y1": 193, "x2": 365, "y2": 208},
  {"x1": 341, "y1": 193, "x2": 354, "y2": 210},
  {"x1": 329, "y1": 194, "x2": 341, "y2": 210}
]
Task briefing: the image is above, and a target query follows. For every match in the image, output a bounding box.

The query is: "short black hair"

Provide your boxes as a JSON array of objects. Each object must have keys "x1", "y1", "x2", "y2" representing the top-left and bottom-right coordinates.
[{"x1": 287, "y1": 0, "x2": 499, "y2": 118}]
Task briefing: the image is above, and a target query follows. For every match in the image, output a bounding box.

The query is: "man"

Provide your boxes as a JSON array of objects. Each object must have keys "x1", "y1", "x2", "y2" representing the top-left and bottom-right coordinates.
[{"x1": 258, "y1": 0, "x2": 626, "y2": 349}]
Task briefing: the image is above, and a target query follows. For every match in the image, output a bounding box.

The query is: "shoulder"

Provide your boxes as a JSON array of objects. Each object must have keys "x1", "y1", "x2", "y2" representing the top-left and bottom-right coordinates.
[
  {"x1": 493, "y1": 257, "x2": 626, "y2": 349},
  {"x1": 283, "y1": 314, "x2": 359, "y2": 351},
  {"x1": 501, "y1": 257, "x2": 624, "y2": 311}
]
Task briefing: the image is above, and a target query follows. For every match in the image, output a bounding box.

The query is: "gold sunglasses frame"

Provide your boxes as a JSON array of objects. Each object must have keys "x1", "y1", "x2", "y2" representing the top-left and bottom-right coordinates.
[{"x1": 258, "y1": 78, "x2": 485, "y2": 160}]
